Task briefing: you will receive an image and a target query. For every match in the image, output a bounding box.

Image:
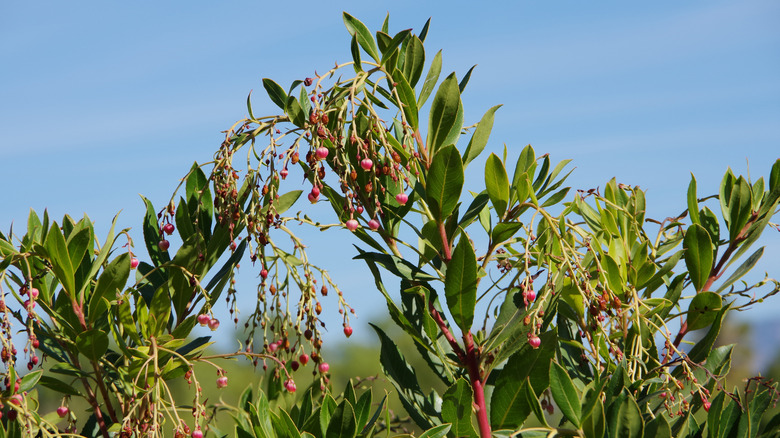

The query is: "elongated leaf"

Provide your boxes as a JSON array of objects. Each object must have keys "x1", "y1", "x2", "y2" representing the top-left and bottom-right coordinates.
[
  {"x1": 394, "y1": 70, "x2": 419, "y2": 129},
  {"x1": 343, "y1": 13, "x2": 380, "y2": 61},
  {"x1": 716, "y1": 247, "x2": 763, "y2": 294},
  {"x1": 427, "y1": 73, "x2": 461, "y2": 155},
  {"x1": 606, "y1": 390, "x2": 644, "y2": 438},
  {"x1": 418, "y1": 50, "x2": 442, "y2": 107},
  {"x1": 485, "y1": 153, "x2": 510, "y2": 218},
  {"x1": 418, "y1": 424, "x2": 452, "y2": 438},
  {"x1": 441, "y1": 378, "x2": 476, "y2": 438},
  {"x1": 403, "y1": 36, "x2": 425, "y2": 87},
  {"x1": 426, "y1": 145, "x2": 464, "y2": 221},
  {"x1": 550, "y1": 362, "x2": 581, "y2": 427},
  {"x1": 727, "y1": 176, "x2": 752, "y2": 241},
  {"x1": 326, "y1": 401, "x2": 357, "y2": 438},
  {"x1": 683, "y1": 223, "x2": 713, "y2": 292},
  {"x1": 490, "y1": 331, "x2": 556, "y2": 428},
  {"x1": 444, "y1": 235, "x2": 477, "y2": 332},
  {"x1": 688, "y1": 174, "x2": 700, "y2": 225},
  {"x1": 458, "y1": 65, "x2": 476, "y2": 92},
  {"x1": 491, "y1": 222, "x2": 522, "y2": 244},
  {"x1": 353, "y1": 251, "x2": 435, "y2": 282},
  {"x1": 275, "y1": 190, "x2": 302, "y2": 215},
  {"x1": 462, "y1": 105, "x2": 501, "y2": 168},
  {"x1": 263, "y1": 78, "x2": 288, "y2": 110},
  {"x1": 44, "y1": 222, "x2": 75, "y2": 295}
]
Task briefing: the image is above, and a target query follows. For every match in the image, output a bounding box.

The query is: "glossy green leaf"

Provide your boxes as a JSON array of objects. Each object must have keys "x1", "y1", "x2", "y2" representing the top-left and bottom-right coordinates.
[
  {"x1": 44, "y1": 222, "x2": 75, "y2": 295},
  {"x1": 17, "y1": 370, "x2": 42, "y2": 393},
  {"x1": 393, "y1": 70, "x2": 419, "y2": 129},
  {"x1": 403, "y1": 36, "x2": 425, "y2": 87},
  {"x1": 491, "y1": 222, "x2": 522, "y2": 244},
  {"x1": 582, "y1": 399, "x2": 605, "y2": 438},
  {"x1": 441, "y1": 378, "x2": 476, "y2": 438},
  {"x1": 687, "y1": 174, "x2": 700, "y2": 225},
  {"x1": 490, "y1": 332, "x2": 555, "y2": 428},
  {"x1": 350, "y1": 34, "x2": 362, "y2": 72},
  {"x1": 326, "y1": 401, "x2": 357, "y2": 438},
  {"x1": 444, "y1": 234, "x2": 477, "y2": 332},
  {"x1": 728, "y1": 177, "x2": 753, "y2": 241},
  {"x1": 380, "y1": 29, "x2": 411, "y2": 63},
  {"x1": 426, "y1": 145, "x2": 464, "y2": 221},
  {"x1": 75, "y1": 329, "x2": 109, "y2": 361},
  {"x1": 275, "y1": 190, "x2": 302, "y2": 215},
  {"x1": 606, "y1": 390, "x2": 644, "y2": 438},
  {"x1": 485, "y1": 153, "x2": 510, "y2": 218},
  {"x1": 39, "y1": 375, "x2": 82, "y2": 396},
  {"x1": 354, "y1": 391, "x2": 372, "y2": 432},
  {"x1": 458, "y1": 65, "x2": 476, "y2": 92},
  {"x1": 684, "y1": 223, "x2": 713, "y2": 292},
  {"x1": 271, "y1": 409, "x2": 302, "y2": 438},
  {"x1": 427, "y1": 72, "x2": 461, "y2": 155},
  {"x1": 285, "y1": 95, "x2": 306, "y2": 127},
  {"x1": 353, "y1": 251, "x2": 435, "y2": 282},
  {"x1": 343, "y1": 13, "x2": 380, "y2": 61},
  {"x1": 262, "y1": 78, "x2": 288, "y2": 110},
  {"x1": 418, "y1": 424, "x2": 452, "y2": 438},
  {"x1": 687, "y1": 303, "x2": 730, "y2": 363},
  {"x1": 687, "y1": 291, "x2": 722, "y2": 331},
  {"x1": 462, "y1": 105, "x2": 501, "y2": 168},
  {"x1": 550, "y1": 361, "x2": 581, "y2": 427},
  {"x1": 602, "y1": 254, "x2": 624, "y2": 295},
  {"x1": 417, "y1": 50, "x2": 442, "y2": 108},
  {"x1": 644, "y1": 415, "x2": 671, "y2": 438},
  {"x1": 716, "y1": 247, "x2": 763, "y2": 294}
]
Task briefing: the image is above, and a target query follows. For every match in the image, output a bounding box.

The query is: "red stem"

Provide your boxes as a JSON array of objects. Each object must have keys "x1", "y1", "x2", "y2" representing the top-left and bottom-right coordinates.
[
  {"x1": 464, "y1": 332, "x2": 491, "y2": 438},
  {"x1": 438, "y1": 222, "x2": 452, "y2": 262}
]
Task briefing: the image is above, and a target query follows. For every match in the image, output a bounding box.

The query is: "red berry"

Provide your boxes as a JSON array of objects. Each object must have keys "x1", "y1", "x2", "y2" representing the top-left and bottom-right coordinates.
[
  {"x1": 315, "y1": 147, "x2": 329, "y2": 160},
  {"x1": 158, "y1": 240, "x2": 170, "y2": 251},
  {"x1": 299, "y1": 353, "x2": 310, "y2": 365},
  {"x1": 311, "y1": 186, "x2": 320, "y2": 197},
  {"x1": 318, "y1": 362, "x2": 330, "y2": 373},
  {"x1": 345, "y1": 219, "x2": 359, "y2": 231},
  {"x1": 130, "y1": 257, "x2": 140, "y2": 269},
  {"x1": 395, "y1": 193, "x2": 408, "y2": 205},
  {"x1": 703, "y1": 401, "x2": 711, "y2": 412},
  {"x1": 343, "y1": 326, "x2": 353, "y2": 338},
  {"x1": 197, "y1": 314, "x2": 210, "y2": 326},
  {"x1": 260, "y1": 269, "x2": 268, "y2": 279},
  {"x1": 57, "y1": 406, "x2": 68, "y2": 418},
  {"x1": 29, "y1": 288, "x2": 39, "y2": 299},
  {"x1": 356, "y1": 205, "x2": 364, "y2": 214},
  {"x1": 216, "y1": 376, "x2": 228, "y2": 388},
  {"x1": 529, "y1": 335, "x2": 541, "y2": 349},
  {"x1": 208, "y1": 318, "x2": 220, "y2": 331},
  {"x1": 368, "y1": 219, "x2": 380, "y2": 230},
  {"x1": 162, "y1": 223, "x2": 175, "y2": 235},
  {"x1": 304, "y1": 77, "x2": 313, "y2": 86},
  {"x1": 526, "y1": 290, "x2": 536, "y2": 302},
  {"x1": 291, "y1": 361, "x2": 300, "y2": 371},
  {"x1": 360, "y1": 158, "x2": 373, "y2": 171},
  {"x1": 308, "y1": 192, "x2": 320, "y2": 203}
]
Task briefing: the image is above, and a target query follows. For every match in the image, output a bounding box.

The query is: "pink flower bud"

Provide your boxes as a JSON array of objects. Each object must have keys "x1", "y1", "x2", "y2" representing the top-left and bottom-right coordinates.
[
  {"x1": 345, "y1": 219, "x2": 359, "y2": 231},
  {"x1": 368, "y1": 219, "x2": 380, "y2": 230},
  {"x1": 395, "y1": 193, "x2": 408, "y2": 205},
  {"x1": 216, "y1": 376, "x2": 228, "y2": 388},
  {"x1": 318, "y1": 362, "x2": 330, "y2": 373},
  {"x1": 315, "y1": 147, "x2": 329, "y2": 160},
  {"x1": 360, "y1": 158, "x2": 373, "y2": 171}
]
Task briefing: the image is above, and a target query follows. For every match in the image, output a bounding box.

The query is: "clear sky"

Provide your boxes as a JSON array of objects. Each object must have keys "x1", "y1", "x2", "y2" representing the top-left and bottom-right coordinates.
[{"x1": 1, "y1": 1, "x2": 779, "y2": 341}]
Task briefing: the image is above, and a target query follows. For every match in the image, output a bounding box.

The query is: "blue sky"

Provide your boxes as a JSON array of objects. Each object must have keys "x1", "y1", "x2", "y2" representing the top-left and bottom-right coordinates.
[{"x1": 1, "y1": 1, "x2": 779, "y2": 340}]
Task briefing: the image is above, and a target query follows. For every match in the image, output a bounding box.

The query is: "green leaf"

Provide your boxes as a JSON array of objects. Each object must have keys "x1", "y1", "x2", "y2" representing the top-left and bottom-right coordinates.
[
  {"x1": 716, "y1": 247, "x2": 763, "y2": 294},
  {"x1": 285, "y1": 95, "x2": 306, "y2": 127},
  {"x1": 353, "y1": 251, "x2": 435, "y2": 282},
  {"x1": 582, "y1": 399, "x2": 606, "y2": 438},
  {"x1": 687, "y1": 303, "x2": 730, "y2": 363},
  {"x1": 394, "y1": 70, "x2": 419, "y2": 129},
  {"x1": 44, "y1": 222, "x2": 75, "y2": 295},
  {"x1": 381, "y1": 29, "x2": 411, "y2": 63},
  {"x1": 606, "y1": 389, "x2": 644, "y2": 438},
  {"x1": 602, "y1": 254, "x2": 624, "y2": 295},
  {"x1": 17, "y1": 370, "x2": 42, "y2": 393},
  {"x1": 458, "y1": 65, "x2": 476, "y2": 92},
  {"x1": 141, "y1": 196, "x2": 170, "y2": 267},
  {"x1": 490, "y1": 332, "x2": 556, "y2": 428},
  {"x1": 441, "y1": 378, "x2": 476, "y2": 438},
  {"x1": 643, "y1": 415, "x2": 671, "y2": 438},
  {"x1": 418, "y1": 424, "x2": 452, "y2": 438},
  {"x1": 417, "y1": 50, "x2": 442, "y2": 108},
  {"x1": 550, "y1": 362, "x2": 581, "y2": 427},
  {"x1": 688, "y1": 174, "x2": 700, "y2": 225},
  {"x1": 491, "y1": 222, "x2": 522, "y2": 244},
  {"x1": 343, "y1": 13, "x2": 380, "y2": 62},
  {"x1": 426, "y1": 145, "x2": 464, "y2": 221},
  {"x1": 686, "y1": 291, "x2": 722, "y2": 331},
  {"x1": 39, "y1": 375, "x2": 82, "y2": 396},
  {"x1": 683, "y1": 223, "x2": 714, "y2": 292},
  {"x1": 403, "y1": 36, "x2": 426, "y2": 87},
  {"x1": 484, "y1": 153, "x2": 510, "y2": 218},
  {"x1": 275, "y1": 190, "x2": 302, "y2": 215},
  {"x1": 262, "y1": 78, "x2": 288, "y2": 110},
  {"x1": 326, "y1": 401, "x2": 357, "y2": 438},
  {"x1": 727, "y1": 176, "x2": 753, "y2": 241},
  {"x1": 75, "y1": 329, "x2": 109, "y2": 361},
  {"x1": 350, "y1": 34, "x2": 362, "y2": 72},
  {"x1": 271, "y1": 409, "x2": 302, "y2": 438},
  {"x1": 462, "y1": 105, "x2": 501, "y2": 168},
  {"x1": 427, "y1": 72, "x2": 462, "y2": 155},
  {"x1": 444, "y1": 234, "x2": 478, "y2": 332}
]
